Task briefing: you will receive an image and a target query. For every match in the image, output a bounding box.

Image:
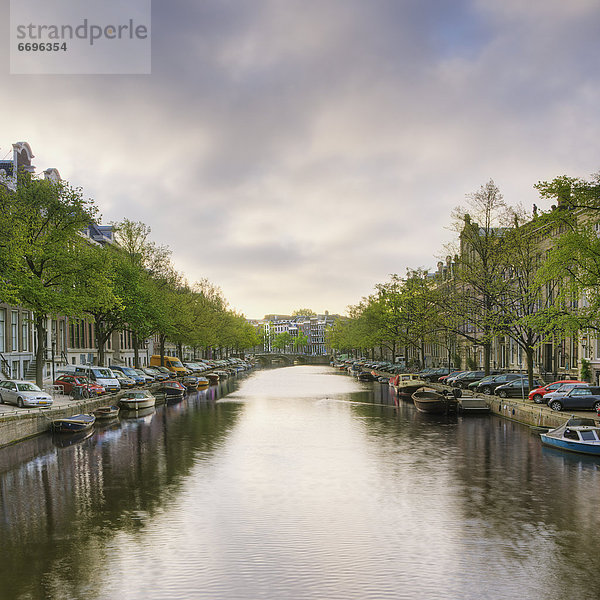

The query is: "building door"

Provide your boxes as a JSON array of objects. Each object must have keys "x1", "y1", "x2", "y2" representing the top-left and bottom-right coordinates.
[{"x1": 543, "y1": 344, "x2": 553, "y2": 373}]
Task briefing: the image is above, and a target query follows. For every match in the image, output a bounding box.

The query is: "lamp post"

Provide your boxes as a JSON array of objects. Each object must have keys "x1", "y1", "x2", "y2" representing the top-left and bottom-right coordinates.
[{"x1": 51, "y1": 332, "x2": 56, "y2": 384}]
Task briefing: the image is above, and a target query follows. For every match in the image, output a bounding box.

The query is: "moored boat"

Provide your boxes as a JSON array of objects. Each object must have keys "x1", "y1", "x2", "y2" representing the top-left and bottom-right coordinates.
[
  {"x1": 118, "y1": 390, "x2": 156, "y2": 410},
  {"x1": 206, "y1": 373, "x2": 220, "y2": 384},
  {"x1": 182, "y1": 375, "x2": 201, "y2": 390},
  {"x1": 391, "y1": 374, "x2": 428, "y2": 399},
  {"x1": 540, "y1": 418, "x2": 600, "y2": 456},
  {"x1": 412, "y1": 387, "x2": 458, "y2": 414},
  {"x1": 93, "y1": 405, "x2": 120, "y2": 420},
  {"x1": 357, "y1": 371, "x2": 376, "y2": 382},
  {"x1": 457, "y1": 397, "x2": 490, "y2": 414},
  {"x1": 51, "y1": 413, "x2": 96, "y2": 433},
  {"x1": 197, "y1": 376, "x2": 209, "y2": 388},
  {"x1": 159, "y1": 380, "x2": 186, "y2": 400}
]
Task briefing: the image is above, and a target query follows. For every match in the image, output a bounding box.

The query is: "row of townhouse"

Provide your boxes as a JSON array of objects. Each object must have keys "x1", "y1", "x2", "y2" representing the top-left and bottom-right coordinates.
[
  {"x1": 407, "y1": 209, "x2": 600, "y2": 384},
  {"x1": 257, "y1": 313, "x2": 338, "y2": 356},
  {"x1": 0, "y1": 304, "x2": 153, "y2": 382}
]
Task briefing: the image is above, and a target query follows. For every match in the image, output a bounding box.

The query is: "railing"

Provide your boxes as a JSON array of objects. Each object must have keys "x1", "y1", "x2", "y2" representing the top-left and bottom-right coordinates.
[{"x1": 0, "y1": 353, "x2": 11, "y2": 379}]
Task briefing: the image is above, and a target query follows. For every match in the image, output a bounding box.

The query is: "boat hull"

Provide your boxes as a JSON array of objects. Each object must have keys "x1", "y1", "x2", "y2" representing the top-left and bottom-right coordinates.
[
  {"x1": 118, "y1": 397, "x2": 156, "y2": 410},
  {"x1": 93, "y1": 405, "x2": 120, "y2": 420},
  {"x1": 540, "y1": 435, "x2": 600, "y2": 456},
  {"x1": 412, "y1": 389, "x2": 457, "y2": 414},
  {"x1": 51, "y1": 414, "x2": 95, "y2": 433}
]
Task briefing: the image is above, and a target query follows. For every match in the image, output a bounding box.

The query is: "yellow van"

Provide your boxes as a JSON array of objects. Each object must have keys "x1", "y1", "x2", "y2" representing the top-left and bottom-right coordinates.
[{"x1": 150, "y1": 355, "x2": 189, "y2": 376}]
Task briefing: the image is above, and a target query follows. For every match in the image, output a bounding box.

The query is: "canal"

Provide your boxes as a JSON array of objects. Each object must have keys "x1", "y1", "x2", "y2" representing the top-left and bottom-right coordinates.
[{"x1": 1, "y1": 365, "x2": 599, "y2": 600}]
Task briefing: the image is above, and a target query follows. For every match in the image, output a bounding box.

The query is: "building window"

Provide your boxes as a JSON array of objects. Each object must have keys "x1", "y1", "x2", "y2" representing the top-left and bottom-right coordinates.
[
  {"x1": 21, "y1": 312, "x2": 29, "y2": 352},
  {"x1": 11, "y1": 311, "x2": 18, "y2": 352}
]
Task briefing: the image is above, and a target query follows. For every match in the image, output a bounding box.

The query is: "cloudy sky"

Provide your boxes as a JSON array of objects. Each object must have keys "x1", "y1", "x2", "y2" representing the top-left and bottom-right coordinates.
[{"x1": 3, "y1": 0, "x2": 600, "y2": 318}]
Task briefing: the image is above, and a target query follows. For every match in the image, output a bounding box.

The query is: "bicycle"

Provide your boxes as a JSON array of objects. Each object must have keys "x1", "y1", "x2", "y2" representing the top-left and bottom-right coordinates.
[{"x1": 70, "y1": 386, "x2": 91, "y2": 400}]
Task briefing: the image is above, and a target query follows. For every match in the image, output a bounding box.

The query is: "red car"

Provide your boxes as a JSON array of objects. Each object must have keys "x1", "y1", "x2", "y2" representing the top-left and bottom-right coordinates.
[
  {"x1": 438, "y1": 371, "x2": 465, "y2": 383},
  {"x1": 53, "y1": 374, "x2": 105, "y2": 396},
  {"x1": 528, "y1": 379, "x2": 587, "y2": 404}
]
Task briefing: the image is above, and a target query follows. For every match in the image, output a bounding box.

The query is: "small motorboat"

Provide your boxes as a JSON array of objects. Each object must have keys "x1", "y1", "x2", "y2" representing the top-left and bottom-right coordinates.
[
  {"x1": 93, "y1": 405, "x2": 120, "y2": 420},
  {"x1": 51, "y1": 413, "x2": 96, "y2": 433},
  {"x1": 206, "y1": 373, "x2": 220, "y2": 384},
  {"x1": 412, "y1": 387, "x2": 458, "y2": 414},
  {"x1": 390, "y1": 374, "x2": 428, "y2": 399},
  {"x1": 159, "y1": 380, "x2": 186, "y2": 400},
  {"x1": 197, "y1": 376, "x2": 209, "y2": 388},
  {"x1": 118, "y1": 390, "x2": 156, "y2": 411},
  {"x1": 540, "y1": 418, "x2": 600, "y2": 456},
  {"x1": 357, "y1": 371, "x2": 376, "y2": 382},
  {"x1": 182, "y1": 375, "x2": 201, "y2": 390}
]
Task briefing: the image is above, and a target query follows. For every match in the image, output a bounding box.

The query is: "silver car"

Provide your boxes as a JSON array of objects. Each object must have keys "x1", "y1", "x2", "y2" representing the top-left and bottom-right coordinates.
[{"x1": 0, "y1": 380, "x2": 54, "y2": 408}]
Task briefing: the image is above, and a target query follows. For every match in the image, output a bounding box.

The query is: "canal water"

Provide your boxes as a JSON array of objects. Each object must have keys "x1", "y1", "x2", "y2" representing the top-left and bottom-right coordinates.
[{"x1": 1, "y1": 365, "x2": 600, "y2": 600}]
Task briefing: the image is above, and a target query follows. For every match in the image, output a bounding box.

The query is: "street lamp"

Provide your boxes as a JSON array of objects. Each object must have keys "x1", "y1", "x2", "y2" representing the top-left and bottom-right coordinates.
[{"x1": 51, "y1": 332, "x2": 56, "y2": 384}]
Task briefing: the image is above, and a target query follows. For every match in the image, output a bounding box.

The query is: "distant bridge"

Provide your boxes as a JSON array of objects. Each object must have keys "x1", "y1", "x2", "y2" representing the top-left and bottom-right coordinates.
[{"x1": 253, "y1": 353, "x2": 331, "y2": 367}]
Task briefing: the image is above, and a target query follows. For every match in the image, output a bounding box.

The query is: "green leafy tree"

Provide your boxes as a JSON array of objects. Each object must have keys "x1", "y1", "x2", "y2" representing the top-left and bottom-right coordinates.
[
  {"x1": 292, "y1": 308, "x2": 316, "y2": 316},
  {"x1": 273, "y1": 331, "x2": 293, "y2": 353},
  {"x1": 448, "y1": 180, "x2": 512, "y2": 374},
  {"x1": 0, "y1": 174, "x2": 98, "y2": 385},
  {"x1": 293, "y1": 332, "x2": 309, "y2": 353}
]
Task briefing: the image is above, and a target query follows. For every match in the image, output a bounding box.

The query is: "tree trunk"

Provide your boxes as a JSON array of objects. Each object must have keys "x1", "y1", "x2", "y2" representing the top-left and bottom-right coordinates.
[
  {"x1": 133, "y1": 331, "x2": 140, "y2": 368},
  {"x1": 159, "y1": 334, "x2": 166, "y2": 365},
  {"x1": 34, "y1": 314, "x2": 46, "y2": 387},
  {"x1": 483, "y1": 341, "x2": 491, "y2": 375},
  {"x1": 526, "y1": 346, "x2": 535, "y2": 388},
  {"x1": 95, "y1": 320, "x2": 105, "y2": 367}
]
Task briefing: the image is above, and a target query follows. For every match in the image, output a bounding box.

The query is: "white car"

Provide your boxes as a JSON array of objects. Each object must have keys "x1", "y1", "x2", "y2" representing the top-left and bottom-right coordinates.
[{"x1": 0, "y1": 380, "x2": 54, "y2": 408}]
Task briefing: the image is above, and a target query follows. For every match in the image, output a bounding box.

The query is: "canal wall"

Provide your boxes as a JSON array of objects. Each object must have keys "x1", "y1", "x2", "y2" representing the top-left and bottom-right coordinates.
[
  {"x1": 424, "y1": 382, "x2": 579, "y2": 428},
  {"x1": 384, "y1": 377, "x2": 588, "y2": 429},
  {"x1": 0, "y1": 394, "x2": 119, "y2": 448}
]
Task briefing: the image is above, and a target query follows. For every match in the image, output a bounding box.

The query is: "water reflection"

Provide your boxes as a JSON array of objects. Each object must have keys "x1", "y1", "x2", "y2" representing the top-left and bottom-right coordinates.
[
  {"x1": 1, "y1": 366, "x2": 600, "y2": 600},
  {"x1": 0, "y1": 379, "x2": 244, "y2": 600}
]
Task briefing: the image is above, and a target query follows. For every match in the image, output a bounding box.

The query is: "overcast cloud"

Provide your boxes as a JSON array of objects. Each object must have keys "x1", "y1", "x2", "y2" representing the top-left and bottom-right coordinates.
[{"x1": 2, "y1": 0, "x2": 600, "y2": 317}]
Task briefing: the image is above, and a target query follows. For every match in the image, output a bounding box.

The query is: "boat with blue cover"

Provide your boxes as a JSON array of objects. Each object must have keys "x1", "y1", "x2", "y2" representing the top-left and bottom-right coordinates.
[{"x1": 540, "y1": 417, "x2": 600, "y2": 456}]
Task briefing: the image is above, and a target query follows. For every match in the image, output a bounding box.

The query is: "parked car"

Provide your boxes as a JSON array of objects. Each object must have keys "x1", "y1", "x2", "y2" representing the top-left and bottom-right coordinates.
[
  {"x1": 451, "y1": 371, "x2": 487, "y2": 389},
  {"x1": 438, "y1": 370, "x2": 464, "y2": 383},
  {"x1": 153, "y1": 366, "x2": 174, "y2": 378},
  {"x1": 446, "y1": 371, "x2": 473, "y2": 386},
  {"x1": 143, "y1": 367, "x2": 170, "y2": 381},
  {"x1": 53, "y1": 374, "x2": 105, "y2": 396},
  {"x1": 472, "y1": 374, "x2": 524, "y2": 395},
  {"x1": 0, "y1": 380, "x2": 53, "y2": 408},
  {"x1": 543, "y1": 383, "x2": 592, "y2": 403},
  {"x1": 133, "y1": 368, "x2": 155, "y2": 384},
  {"x1": 528, "y1": 380, "x2": 588, "y2": 404},
  {"x1": 74, "y1": 366, "x2": 121, "y2": 393},
  {"x1": 109, "y1": 365, "x2": 146, "y2": 386},
  {"x1": 184, "y1": 362, "x2": 208, "y2": 373},
  {"x1": 114, "y1": 372, "x2": 137, "y2": 389},
  {"x1": 494, "y1": 379, "x2": 542, "y2": 398},
  {"x1": 420, "y1": 368, "x2": 450, "y2": 382},
  {"x1": 546, "y1": 386, "x2": 600, "y2": 412}
]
